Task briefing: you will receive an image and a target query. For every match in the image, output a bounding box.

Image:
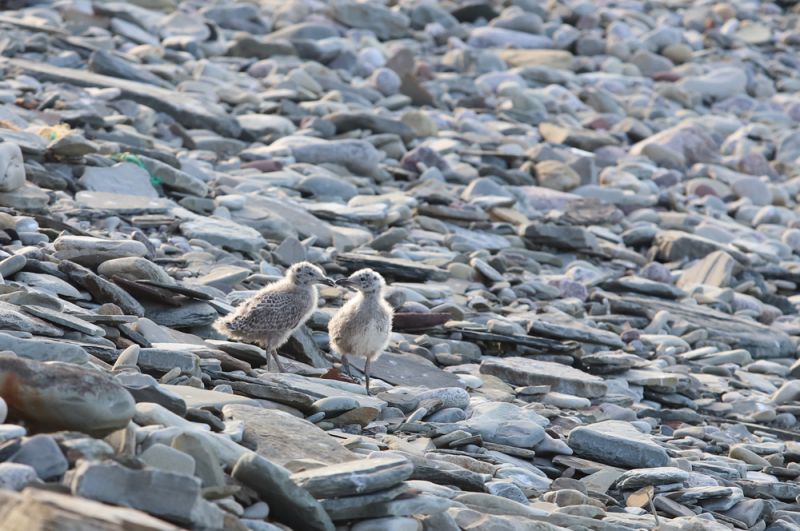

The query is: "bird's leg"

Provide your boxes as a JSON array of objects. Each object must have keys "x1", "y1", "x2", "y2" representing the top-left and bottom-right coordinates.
[
  {"x1": 271, "y1": 349, "x2": 285, "y2": 373},
  {"x1": 340, "y1": 354, "x2": 352, "y2": 377},
  {"x1": 364, "y1": 356, "x2": 372, "y2": 396}
]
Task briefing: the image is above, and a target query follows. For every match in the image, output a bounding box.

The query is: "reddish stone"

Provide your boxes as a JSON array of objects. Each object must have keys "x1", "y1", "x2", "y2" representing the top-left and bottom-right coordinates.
[
  {"x1": 653, "y1": 71, "x2": 681, "y2": 82},
  {"x1": 241, "y1": 159, "x2": 283, "y2": 172}
]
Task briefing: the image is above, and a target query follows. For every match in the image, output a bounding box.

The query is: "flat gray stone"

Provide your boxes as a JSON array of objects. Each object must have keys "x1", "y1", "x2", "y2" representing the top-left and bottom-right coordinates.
[
  {"x1": 161, "y1": 384, "x2": 258, "y2": 409},
  {"x1": 193, "y1": 265, "x2": 250, "y2": 290},
  {"x1": 528, "y1": 319, "x2": 624, "y2": 349},
  {"x1": 79, "y1": 163, "x2": 159, "y2": 198},
  {"x1": 75, "y1": 192, "x2": 172, "y2": 214},
  {"x1": 568, "y1": 421, "x2": 670, "y2": 469},
  {"x1": 519, "y1": 223, "x2": 598, "y2": 252},
  {"x1": 140, "y1": 157, "x2": 208, "y2": 197},
  {"x1": 97, "y1": 257, "x2": 173, "y2": 285},
  {"x1": 614, "y1": 467, "x2": 690, "y2": 490},
  {"x1": 331, "y1": 0, "x2": 409, "y2": 40},
  {"x1": 70, "y1": 461, "x2": 223, "y2": 528},
  {"x1": 0, "y1": 463, "x2": 37, "y2": 491},
  {"x1": 171, "y1": 432, "x2": 226, "y2": 488},
  {"x1": 114, "y1": 373, "x2": 188, "y2": 416},
  {"x1": 349, "y1": 352, "x2": 465, "y2": 390},
  {"x1": 139, "y1": 444, "x2": 196, "y2": 476},
  {"x1": 222, "y1": 404, "x2": 356, "y2": 466},
  {"x1": 311, "y1": 396, "x2": 361, "y2": 415},
  {"x1": 0, "y1": 301, "x2": 63, "y2": 337},
  {"x1": 88, "y1": 49, "x2": 173, "y2": 89},
  {"x1": 667, "y1": 486, "x2": 744, "y2": 511},
  {"x1": 14, "y1": 272, "x2": 84, "y2": 299},
  {"x1": 463, "y1": 401, "x2": 548, "y2": 448},
  {"x1": 264, "y1": 373, "x2": 385, "y2": 410},
  {"x1": 137, "y1": 349, "x2": 200, "y2": 375},
  {"x1": 291, "y1": 456, "x2": 414, "y2": 498},
  {"x1": 319, "y1": 483, "x2": 410, "y2": 519},
  {"x1": 22, "y1": 305, "x2": 105, "y2": 336},
  {"x1": 9, "y1": 434, "x2": 68, "y2": 480},
  {"x1": 603, "y1": 277, "x2": 686, "y2": 299},
  {"x1": 654, "y1": 230, "x2": 748, "y2": 264},
  {"x1": 53, "y1": 236, "x2": 149, "y2": 268},
  {"x1": 0, "y1": 255, "x2": 26, "y2": 277},
  {"x1": 59, "y1": 260, "x2": 145, "y2": 317},
  {"x1": 722, "y1": 499, "x2": 765, "y2": 528},
  {"x1": 0, "y1": 185, "x2": 49, "y2": 210},
  {"x1": 232, "y1": 452, "x2": 334, "y2": 531},
  {"x1": 605, "y1": 293, "x2": 795, "y2": 359},
  {"x1": 678, "y1": 67, "x2": 747, "y2": 100},
  {"x1": 481, "y1": 357, "x2": 607, "y2": 398},
  {"x1": 0, "y1": 332, "x2": 88, "y2": 363},
  {"x1": 0, "y1": 354, "x2": 135, "y2": 436},
  {"x1": 454, "y1": 492, "x2": 548, "y2": 518},
  {"x1": 141, "y1": 301, "x2": 218, "y2": 329},
  {"x1": 180, "y1": 217, "x2": 266, "y2": 254},
  {"x1": 6, "y1": 58, "x2": 240, "y2": 137},
  {"x1": 677, "y1": 250, "x2": 736, "y2": 289},
  {"x1": 0, "y1": 488, "x2": 183, "y2": 529},
  {"x1": 324, "y1": 493, "x2": 451, "y2": 521}
]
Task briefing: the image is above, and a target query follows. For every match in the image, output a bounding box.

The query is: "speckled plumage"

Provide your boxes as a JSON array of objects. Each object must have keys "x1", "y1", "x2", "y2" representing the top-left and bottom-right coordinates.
[
  {"x1": 214, "y1": 262, "x2": 332, "y2": 371},
  {"x1": 328, "y1": 268, "x2": 392, "y2": 394}
]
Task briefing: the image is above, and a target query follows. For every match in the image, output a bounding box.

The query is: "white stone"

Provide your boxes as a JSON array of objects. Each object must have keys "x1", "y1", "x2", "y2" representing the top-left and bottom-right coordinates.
[{"x1": 0, "y1": 143, "x2": 25, "y2": 192}]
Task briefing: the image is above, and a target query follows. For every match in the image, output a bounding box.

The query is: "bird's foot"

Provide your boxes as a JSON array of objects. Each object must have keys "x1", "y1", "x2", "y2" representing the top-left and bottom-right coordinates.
[
  {"x1": 321, "y1": 366, "x2": 359, "y2": 384},
  {"x1": 271, "y1": 351, "x2": 286, "y2": 373}
]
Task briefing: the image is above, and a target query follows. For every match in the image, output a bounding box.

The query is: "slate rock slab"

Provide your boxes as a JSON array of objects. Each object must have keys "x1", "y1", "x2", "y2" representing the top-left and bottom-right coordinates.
[
  {"x1": 568, "y1": 420, "x2": 671, "y2": 469},
  {"x1": 222, "y1": 404, "x2": 356, "y2": 466},
  {"x1": 5, "y1": 58, "x2": 240, "y2": 137},
  {"x1": 0, "y1": 488, "x2": 182, "y2": 530},
  {"x1": 0, "y1": 354, "x2": 135, "y2": 436},
  {"x1": 605, "y1": 292, "x2": 795, "y2": 359},
  {"x1": 463, "y1": 401, "x2": 547, "y2": 448},
  {"x1": 180, "y1": 217, "x2": 266, "y2": 254},
  {"x1": 233, "y1": 452, "x2": 334, "y2": 531},
  {"x1": 481, "y1": 357, "x2": 607, "y2": 398},
  {"x1": 70, "y1": 461, "x2": 222, "y2": 528},
  {"x1": 291, "y1": 456, "x2": 414, "y2": 498},
  {"x1": 349, "y1": 352, "x2": 465, "y2": 389}
]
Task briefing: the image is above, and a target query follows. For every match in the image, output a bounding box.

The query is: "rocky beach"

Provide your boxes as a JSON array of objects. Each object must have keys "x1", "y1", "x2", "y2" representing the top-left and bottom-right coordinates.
[{"x1": 0, "y1": 0, "x2": 798, "y2": 529}]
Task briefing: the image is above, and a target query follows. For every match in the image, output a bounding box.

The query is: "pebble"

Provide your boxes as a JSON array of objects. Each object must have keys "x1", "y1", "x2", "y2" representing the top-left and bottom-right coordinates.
[
  {"x1": 568, "y1": 421, "x2": 671, "y2": 469},
  {"x1": 9, "y1": 434, "x2": 68, "y2": 481},
  {"x1": 0, "y1": 463, "x2": 37, "y2": 491},
  {"x1": 0, "y1": 355, "x2": 135, "y2": 436},
  {"x1": 0, "y1": 143, "x2": 26, "y2": 193}
]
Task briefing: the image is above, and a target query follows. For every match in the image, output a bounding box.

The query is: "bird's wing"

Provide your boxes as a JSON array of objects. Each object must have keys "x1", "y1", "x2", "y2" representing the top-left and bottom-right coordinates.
[{"x1": 227, "y1": 290, "x2": 308, "y2": 334}]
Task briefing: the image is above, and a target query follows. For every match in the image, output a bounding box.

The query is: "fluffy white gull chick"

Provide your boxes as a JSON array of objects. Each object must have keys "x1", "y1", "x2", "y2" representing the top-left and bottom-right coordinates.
[
  {"x1": 328, "y1": 268, "x2": 393, "y2": 395},
  {"x1": 214, "y1": 261, "x2": 333, "y2": 371}
]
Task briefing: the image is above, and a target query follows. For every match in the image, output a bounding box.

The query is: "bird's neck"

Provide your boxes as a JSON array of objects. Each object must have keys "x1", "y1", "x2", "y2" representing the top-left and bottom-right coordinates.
[{"x1": 358, "y1": 289, "x2": 382, "y2": 302}]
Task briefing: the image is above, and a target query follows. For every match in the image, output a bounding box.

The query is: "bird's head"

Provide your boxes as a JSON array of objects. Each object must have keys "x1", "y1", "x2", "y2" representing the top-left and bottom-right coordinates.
[
  {"x1": 335, "y1": 268, "x2": 385, "y2": 294},
  {"x1": 287, "y1": 262, "x2": 334, "y2": 287}
]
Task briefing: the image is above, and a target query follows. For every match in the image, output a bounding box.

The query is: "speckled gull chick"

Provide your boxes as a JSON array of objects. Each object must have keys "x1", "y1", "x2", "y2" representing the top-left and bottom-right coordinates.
[
  {"x1": 214, "y1": 261, "x2": 334, "y2": 371},
  {"x1": 328, "y1": 268, "x2": 393, "y2": 395}
]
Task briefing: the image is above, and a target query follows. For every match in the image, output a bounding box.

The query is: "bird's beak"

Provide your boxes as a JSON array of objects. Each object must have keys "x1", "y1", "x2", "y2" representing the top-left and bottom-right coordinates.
[
  {"x1": 335, "y1": 278, "x2": 357, "y2": 289},
  {"x1": 320, "y1": 277, "x2": 336, "y2": 286}
]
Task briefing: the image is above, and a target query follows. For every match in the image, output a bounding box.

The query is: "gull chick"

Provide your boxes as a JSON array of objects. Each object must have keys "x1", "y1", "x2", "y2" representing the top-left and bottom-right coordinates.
[
  {"x1": 214, "y1": 261, "x2": 333, "y2": 371},
  {"x1": 328, "y1": 268, "x2": 392, "y2": 395}
]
